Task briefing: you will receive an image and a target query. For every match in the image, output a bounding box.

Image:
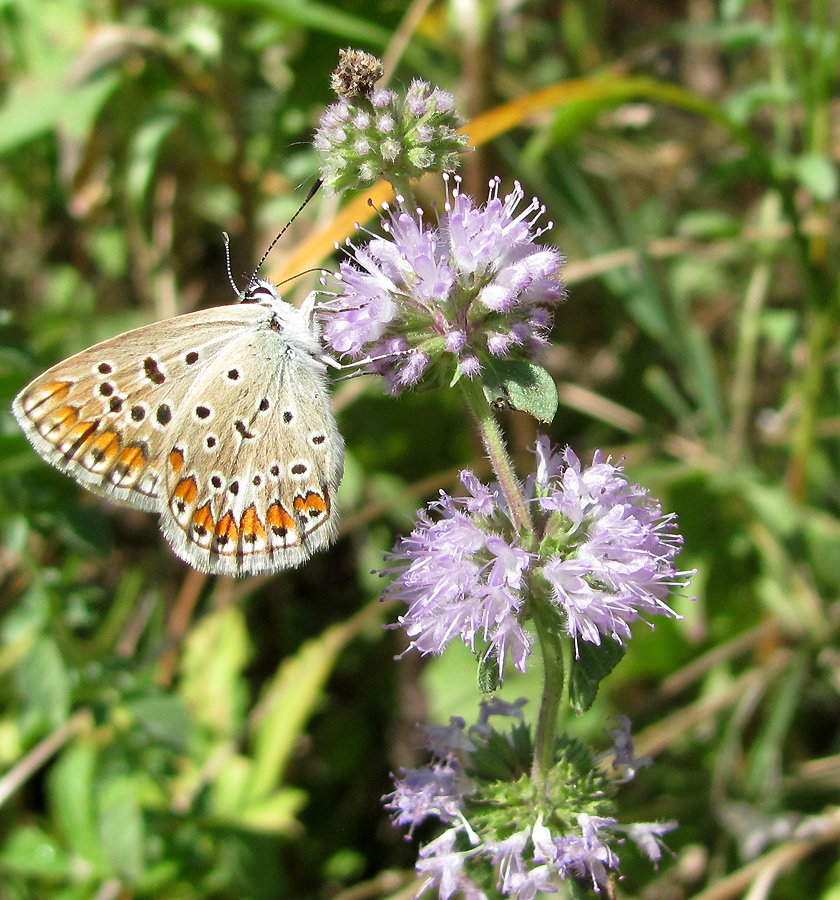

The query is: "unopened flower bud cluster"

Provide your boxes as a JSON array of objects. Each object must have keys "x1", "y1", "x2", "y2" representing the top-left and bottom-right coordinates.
[{"x1": 314, "y1": 78, "x2": 467, "y2": 195}]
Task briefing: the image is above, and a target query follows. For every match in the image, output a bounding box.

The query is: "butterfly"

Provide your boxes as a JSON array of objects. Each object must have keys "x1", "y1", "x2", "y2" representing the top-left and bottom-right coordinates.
[{"x1": 12, "y1": 275, "x2": 345, "y2": 577}]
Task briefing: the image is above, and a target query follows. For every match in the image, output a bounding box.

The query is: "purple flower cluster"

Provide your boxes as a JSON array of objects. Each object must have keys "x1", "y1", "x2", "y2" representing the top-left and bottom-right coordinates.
[
  {"x1": 384, "y1": 709, "x2": 676, "y2": 899},
  {"x1": 383, "y1": 437, "x2": 688, "y2": 676},
  {"x1": 320, "y1": 177, "x2": 563, "y2": 393},
  {"x1": 532, "y1": 438, "x2": 688, "y2": 656},
  {"x1": 314, "y1": 79, "x2": 467, "y2": 194},
  {"x1": 382, "y1": 470, "x2": 533, "y2": 677}
]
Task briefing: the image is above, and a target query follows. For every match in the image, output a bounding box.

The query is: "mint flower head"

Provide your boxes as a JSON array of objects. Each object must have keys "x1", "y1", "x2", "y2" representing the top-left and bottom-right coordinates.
[
  {"x1": 314, "y1": 77, "x2": 467, "y2": 195},
  {"x1": 320, "y1": 177, "x2": 564, "y2": 394},
  {"x1": 382, "y1": 438, "x2": 689, "y2": 679},
  {"x1": 384, "y1": 706, "x2": 677, "y2": 898}
]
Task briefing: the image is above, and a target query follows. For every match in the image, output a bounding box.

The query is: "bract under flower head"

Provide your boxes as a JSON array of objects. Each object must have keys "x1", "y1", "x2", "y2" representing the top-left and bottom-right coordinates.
[{"x1": 320, "y1": 177, "x2": 564, "y2": 394}]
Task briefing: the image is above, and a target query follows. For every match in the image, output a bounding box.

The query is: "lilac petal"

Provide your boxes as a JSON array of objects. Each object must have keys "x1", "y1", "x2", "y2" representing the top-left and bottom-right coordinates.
[
  {"x1": 620, "y1": 821, "x2": 677, "y2": 865},
  {"x1": 416, "y1": 829, "x2": 482, "y2": 900},
  {"x1": 385, "y1": 764, "x2": 469, "y2": 833}
]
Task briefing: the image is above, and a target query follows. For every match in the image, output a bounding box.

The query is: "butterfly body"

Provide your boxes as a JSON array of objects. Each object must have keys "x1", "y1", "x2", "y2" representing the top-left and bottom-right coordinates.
[{"x1": 13, "y1": 280, "x2": 344, "y2": 575}]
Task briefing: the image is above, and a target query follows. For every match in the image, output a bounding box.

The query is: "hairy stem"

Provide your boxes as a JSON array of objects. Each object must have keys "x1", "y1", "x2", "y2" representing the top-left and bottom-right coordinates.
[
  {"x1": 530, "y1": 595, "x2": 566, "y2": 787},
  {"x1": 387, "y1": 175, "x2": 418, "y2": 210},
  {"x1": 460, "y1": 378, "x2": 534, "y2": 543}
]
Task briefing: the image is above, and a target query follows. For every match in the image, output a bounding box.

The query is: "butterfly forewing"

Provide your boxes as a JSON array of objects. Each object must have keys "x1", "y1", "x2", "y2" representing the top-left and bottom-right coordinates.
[
  {"x1": 13, "y1": 308, "x2": 267, "y2": 510},
  {"x1": 13, "y1": 291, "x2": 344, "y2": 575}
]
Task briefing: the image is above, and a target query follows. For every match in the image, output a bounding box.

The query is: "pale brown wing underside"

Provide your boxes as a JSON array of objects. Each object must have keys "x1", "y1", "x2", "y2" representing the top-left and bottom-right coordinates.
[{"x1": 13, "y1": 304, "x2": 344, "y2": 575}]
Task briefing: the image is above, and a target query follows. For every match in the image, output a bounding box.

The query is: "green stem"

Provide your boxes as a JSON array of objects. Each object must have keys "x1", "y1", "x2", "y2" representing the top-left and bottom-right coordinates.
[
  {"x1": 787, "y1": 302, "x2": 833, "y2": 501},
  {"x1": 530, "y1": 595, "x2": 567, "y2": 787},
  {"x1": 387, "y1": 175, "x2": 418, "y2": 210},
  {"x1": 459, "y1": 378, "x2": 534, "y2": 544}
]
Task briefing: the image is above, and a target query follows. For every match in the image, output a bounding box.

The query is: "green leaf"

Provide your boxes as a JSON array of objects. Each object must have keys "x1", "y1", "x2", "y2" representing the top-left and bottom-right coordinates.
[
  {"x1": 791, "y1": 153, "x2": 839, "y2": 202},
  {"x1": 212, "y1": 753, "x2": 252, "y2": 817},
  {"x1": 482, "y1": 359, "x2": 558, "y2": 423},
  {"x1": 239, "y1": 788, "x2": 308, "y2": 833},
  {"x1": 180, "y1": 605, "x2": 250, "y2": 737},
  {"x1": 98, "y1": 776, "x2": 145, "y2": 880},
  {"x1": 477, "y1": 655, "x2": 501, "y2": 693},
  {"x1": 0, "y1": 826, "x2": 71, "y2": 878},
  {"x1": 17, "y1": 636, "x2": 70, "y2": 730},
  {"x1": 244, "y1": 620, "x2": 361, "y2": 806},
  {"x1": 226, "y1": 0, "x2": 392, "y2": 46},
  {"x1": 568, "y1": 640, "x2": 625, "y2": 713},
  {"x1": 48, "y1": 742, "x2": 106, "y2": 868},
  {"x1": 128, "y1": 695, "x2": 192, "y2": 749},
  {"x1": 721, "y1": 0, "x2": 750, "y2": 21},
  {"x1": 126, "y1": 108, "x2": 182, "y2": 203},
  {"x1": 0, "y1": 68, "x2": 118, "y2": 155}
]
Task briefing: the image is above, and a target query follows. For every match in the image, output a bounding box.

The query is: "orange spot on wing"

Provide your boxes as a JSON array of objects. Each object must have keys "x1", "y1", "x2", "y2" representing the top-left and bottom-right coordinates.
[
  {"x1": 59, "y1": 420, "x2": 99, "y2": 456},
  {"x1": 214, "y1": 512, "x2": 239, "y2": 549},
  {"x1": 38, "y1": 405, "x2": 79, "y2": 438},
  {"x1": 174, "y1": 476, "x2": 198, "y2": 506},
  {"x1": 24, "y1": 380, "x2": 73, "y2": 413},
  {"x1": 266, "y1": 502, "x2": 296, "y2": 536},
  {"x1": 240, "y1": 505, "x2": 267, "y2": 544},
  {"x1": 110, "y1": 444, "x2": 147, "y2": 486},
  {"x1": 86, "y1": 431, "x2": 121, "y2": 468},
  {"x1": 117, "y1": 445, "x2": 146, "y2": 471},
  {"x1": 293, "y1": 491, "x2": 327, "y2": 517},
  {"x1": 169, "y1": 447, "x2": 185, "y2": 473},
  {"x1": 192, "y1": 502, "x2": 215, "y2": 539}
]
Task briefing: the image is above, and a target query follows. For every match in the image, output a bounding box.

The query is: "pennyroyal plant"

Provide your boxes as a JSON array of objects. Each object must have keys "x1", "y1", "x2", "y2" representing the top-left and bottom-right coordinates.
[{"x1": 317, "y1": 51, "x2": 692, "y2": 898}]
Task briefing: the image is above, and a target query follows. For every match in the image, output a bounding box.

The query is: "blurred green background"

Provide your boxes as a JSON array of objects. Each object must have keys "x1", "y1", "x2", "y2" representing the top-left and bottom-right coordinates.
[{"x1": 1, "y1": 1, "x2": 840, "y2": 898}]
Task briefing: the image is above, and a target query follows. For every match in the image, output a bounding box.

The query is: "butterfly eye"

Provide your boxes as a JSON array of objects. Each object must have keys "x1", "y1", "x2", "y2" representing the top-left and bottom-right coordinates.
[{"x1": 242, "y1": 282, "x2": 278, "y2": 305}]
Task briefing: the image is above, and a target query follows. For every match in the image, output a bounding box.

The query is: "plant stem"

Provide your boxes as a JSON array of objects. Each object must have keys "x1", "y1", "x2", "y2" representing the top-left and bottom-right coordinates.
[
  {"x1": 787, "y1": 303, "x2": 833, "y2": 501},
  {"x1": 387, "y1": 176, "x2": 417, "y2": 210},
  {"x1": 459, "y1": 380, "x2": 565, "y2": 785},
  {"x1": 459, "y1": 378, "x2": 534, "y2": 544},
  {"x1": 531, "y1": 595, "x2": 566, "y2": 787}
]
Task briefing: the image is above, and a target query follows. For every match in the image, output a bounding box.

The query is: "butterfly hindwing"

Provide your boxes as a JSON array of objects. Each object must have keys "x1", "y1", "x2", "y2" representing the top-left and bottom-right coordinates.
[{"x1": 157, "y1": 321, "x2": 343, "y2": 575}]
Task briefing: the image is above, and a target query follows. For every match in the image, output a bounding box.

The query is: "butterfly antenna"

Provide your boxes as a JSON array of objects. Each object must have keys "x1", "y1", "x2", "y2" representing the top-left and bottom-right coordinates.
[
  {"x1": 222, "y1": 232, "x2": 240, "y2": 296},
  {"x1": 275, "y1": 266, "x2": 330, "y2": 289},
  {"x1": 247, "y1": 178, "x2": 322, "y2": 287}
]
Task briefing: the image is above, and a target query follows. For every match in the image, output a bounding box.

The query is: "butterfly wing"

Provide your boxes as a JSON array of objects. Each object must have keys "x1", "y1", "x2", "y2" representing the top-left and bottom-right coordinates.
[
  {"x1": 13, "y1": 302, "x2": 344, "y2": 576},
  {"x1": 156, "y1": 320, "x2": 344, "y2": 575},
  {"x1": 12, "y1": 306, "x2": 272, "y2": 513}
]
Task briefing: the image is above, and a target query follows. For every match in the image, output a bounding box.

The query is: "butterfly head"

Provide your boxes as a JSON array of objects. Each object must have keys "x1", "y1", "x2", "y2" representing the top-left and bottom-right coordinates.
[
  {"x1": 241, "y1": 277, "x2": 282, "y2": 307},
  {"x1": 240, "y1": 277, "x2": 322, "y2": 351}
]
